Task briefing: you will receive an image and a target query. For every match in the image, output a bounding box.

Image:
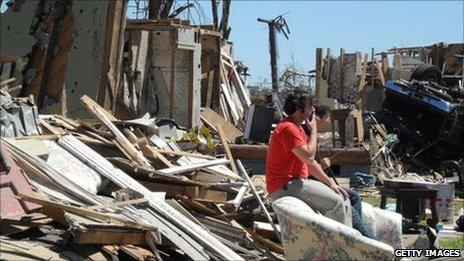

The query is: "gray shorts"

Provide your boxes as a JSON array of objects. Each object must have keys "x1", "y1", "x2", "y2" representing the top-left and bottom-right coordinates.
[{"x1": 269, "y1": 178, "x2": 352, "y2": 226}]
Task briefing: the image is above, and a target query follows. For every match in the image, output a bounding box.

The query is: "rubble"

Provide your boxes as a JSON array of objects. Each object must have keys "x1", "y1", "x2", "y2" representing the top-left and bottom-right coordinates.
[
  {"x1": 1, "y1": 0, "x2": 463, "y2": 259},
  {"x1": 0, "y1": 96, "x2": 284, "y2": 260}
]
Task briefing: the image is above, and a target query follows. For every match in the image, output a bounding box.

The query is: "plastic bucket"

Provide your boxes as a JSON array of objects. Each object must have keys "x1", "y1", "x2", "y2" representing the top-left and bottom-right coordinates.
[{"x1": 426, "y1": 183, "x2": 455, "y2": 221}]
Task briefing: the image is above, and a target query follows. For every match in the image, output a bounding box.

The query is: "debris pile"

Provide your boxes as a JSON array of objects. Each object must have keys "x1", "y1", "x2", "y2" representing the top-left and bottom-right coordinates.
[{"x1": 0, "y1": 94, "x2": 284, "y2": 260}]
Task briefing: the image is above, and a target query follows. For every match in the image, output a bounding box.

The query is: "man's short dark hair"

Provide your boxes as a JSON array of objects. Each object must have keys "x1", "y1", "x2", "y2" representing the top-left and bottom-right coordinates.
[
  {"x1": 315, "y1": 104, "x2": 331, "y2": 118},
  {"x1": 283, "y1": 89, "x2": 315, "y2": 115}
]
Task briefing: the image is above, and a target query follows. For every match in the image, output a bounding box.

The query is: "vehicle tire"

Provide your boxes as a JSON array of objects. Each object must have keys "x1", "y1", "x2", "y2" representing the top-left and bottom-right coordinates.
[{"x1": 410, "y1": 64, "x2": 443, "y2": 84}]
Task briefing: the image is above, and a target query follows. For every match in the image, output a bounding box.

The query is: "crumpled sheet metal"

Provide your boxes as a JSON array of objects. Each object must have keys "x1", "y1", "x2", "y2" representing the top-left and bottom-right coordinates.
[{"x1": 0, "y1": 96, "x2": 42, "y2": 137}]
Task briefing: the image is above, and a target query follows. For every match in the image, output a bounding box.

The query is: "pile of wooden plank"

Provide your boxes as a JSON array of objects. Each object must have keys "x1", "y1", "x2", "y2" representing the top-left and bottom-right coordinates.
[
  {"x1": 0, "y1": 94, "x2": 284, "y2": 260},
  {"x1": 217, "y1": 49, "x2": 252, "y2": 129}
]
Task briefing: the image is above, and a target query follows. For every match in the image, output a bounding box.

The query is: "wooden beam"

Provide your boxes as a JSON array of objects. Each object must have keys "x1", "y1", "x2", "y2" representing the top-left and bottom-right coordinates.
[
  {"x1": 57, "y1": 135, "x2": 242, "y2": 260},
  {"x1": 229, "y1": 144, "x2": 267, "y2": 160},
  {"x1": 358, "y1": 54, "x2": 369, "y2": 91},
  {"x1": 375, "y1": 59, "x2": 386, "y2": 86},
  {"x1": 206, "y1": 70, "x2": 215, "y2": 108},
  {"x1": 169, "y1": 28, "x2": 178, "y2": 119},
  {"x1": 81, "y1": 95, "x2": 150, "y2": 166},
  {"x1": 229, "y1": 144, "x2": 370, "y2": 164},
  {"x1": 120, "y1": 245, "x2": 157, "y2": 261},
  {"x1": 72, "y1": 225, "x2": 148, "y2": 245},
  {"x1": 81, "y1": 95, "x2": 117, "y2": 121},
  {"x1": 157, "y1": 158, "x2": 229, "y2": 175},
  {"x1": 140, "y1": 181, "x2": 193, "y2": 198},
  {"x1": 87, "y1": 198, "x2": 148, "y2": 210},
  {"x1": 0, "y1": 55, "x2": 21, "y2": 63},
  {"x1": 224, "y1": 184, "x2": 248, "y2": 211},
  {"x1": 138, "y1": 138, "x2": 175, "y2": 168},
  {"x1": 217, "y1": 125, "x2": 239, "y2": 174},
  {"x1": 152, "y1": 147, "x2": 215, "y2": 160},
  {"x1": 317, "y1": 148, "x2": 371, "y2": 165},
  {"x1": 0, "y1": 213, "x2": 53, "y2": 236},
  {"x1": 18, "y1": 194, "x2": 157, "y2": 230},
  {"x1": 61, "y1": 84, "x2": 67, "y2": 117},
  {"x1": 245, "y1": 228, "x2": 284, "y2": 254},
  {"x1": 185, "y1": 187, "x2": 228, "y2": 203},
  {"x1": 236, "y1": 160, "x2": 280, "y2": 241},
  {"x1": 200, "y1": 107, "x2": 243, "y2": 143}
]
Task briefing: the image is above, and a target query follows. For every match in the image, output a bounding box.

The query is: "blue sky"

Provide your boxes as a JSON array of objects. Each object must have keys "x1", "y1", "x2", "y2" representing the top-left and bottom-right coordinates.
[
  {"x1": 129, "y1": 0, "x2": 463, "y2": 85},
  {"x1": 222, "y1": 1, "x2": 464, "y2": 85},
  {"x1": 3, "y1": 1, "x2": 463, "y2": 85}
]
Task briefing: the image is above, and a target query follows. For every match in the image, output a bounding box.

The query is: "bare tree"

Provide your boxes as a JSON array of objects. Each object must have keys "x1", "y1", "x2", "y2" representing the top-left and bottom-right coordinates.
[
  {"x1": 219, "y1": 0, "x2": 231, "y2": 39},
  {"x1": 148, "y1": 0, "x2": 174, "y2": 19},
  {"x1": 211, "y1": 0, "x2": 218, "y2": 29}
]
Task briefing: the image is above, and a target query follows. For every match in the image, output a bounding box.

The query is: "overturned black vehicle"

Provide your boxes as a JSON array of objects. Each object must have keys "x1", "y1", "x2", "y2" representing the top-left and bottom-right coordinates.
[{"x1": 375, "y1": 65, "x2": 464, "y2": 186}]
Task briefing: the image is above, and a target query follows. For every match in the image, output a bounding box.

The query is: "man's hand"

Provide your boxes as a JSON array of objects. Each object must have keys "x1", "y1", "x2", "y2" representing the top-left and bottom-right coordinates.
[
  {"x1": 320, "y1": 157, "x2": 331, "y2": 170},
  {"x1": 305, "y1": 114, "x2": 317, "y2": 133},
  {"x1": 330, "y1": 184, "x2": 349, "y2": 200}
]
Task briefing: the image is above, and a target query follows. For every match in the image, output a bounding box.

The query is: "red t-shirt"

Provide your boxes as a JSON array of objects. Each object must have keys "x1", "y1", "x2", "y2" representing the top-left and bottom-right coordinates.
[{"x1": 266, "y1": 118, "x2": 309, "y2": 194}]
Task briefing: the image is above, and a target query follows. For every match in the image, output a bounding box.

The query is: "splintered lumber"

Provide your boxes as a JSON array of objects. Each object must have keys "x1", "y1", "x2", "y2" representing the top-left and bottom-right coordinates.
[
  {"x1": 178, "y1": 196, "x2": 219, "y2": 216},
  {"x1": 160, "y1": 139, "x2": 241, "y2": 181},
  {"x1": 253, "y1": 221, "x2": 281, "y2": 239},
  {"x1": 236, "y1": 160, "x2": 280, "y2": 242},
  {"x1": 152, "y1": 148, "x2": 216, "y2": 160},
  {"x1": 184, "y1": 187, "x2": 228, "y2": 203},
  {"x1": 141, "y1": 181, "x2": 195, "y2": 197},
  {"x1": 0, "y1": 236, "x2": 70, "y2": 260},
  {"x1": 58, "y1": 135, "x2": 243, "y2": 260},
  {"x1": 217, "y1": 125, "x2": 239, "y2": 174},
  {"x1": 0, "y1": 77, "x2": 16, "y2": 87},
  {"x1": 120, "y1": 245, "x2": 157, "y2": 261},
  {"x1": 225, "y1": 184, "x2": 249, "y2": 211},
  {"x1": 200, "y1": 107, "x2": 243, "y2": 142},
  {"x1": 87, "y1": 198, "x2": 149, "y2": 210},
  {"x1": 81, "y1": 95, "x2": 117, "y2": 121},
  {"x1": 141, "y1": 137, "x2": 214, "y2": 160},
  {"x1": 157, "y1": 158, "x2": 229, "y2": 175},
  {"x1": 229, "y1": 144, "x2": 268, "y2": 160},
  {"x1": 245, "y1": 228, "x2": 284, "y2": 254},
  {"x1": 317, "y1": 148, "x2": 371, "y2": 165},
  {"x1": 195, "y1": 215, "x2": 247, "y2": 243},
  {"x1": 226, "y1": 219, "x2": 284, "y2": 257},
  {"x1": 80, "y1": 95, "x2": 150, "y2": 166},
  {"x1": 3, "y1": 138, "x2": 100, "y2": 205},
  {"x1": 0, "y1": 213, "x2": 53, "y2": 236},
  {"x1": 71, "y1": 225, "x2": 148, "y2": 245},
  {"x1": 138, "y1": 138, "x2": 175, "y2": 167},
  {"x1": 358, "y1": 54, "x2": 369, "y2": 91},
  {"x1": 108, "y1": 157, "x2": 207, "y2": 186},
  {"x1": 69, "y1": 243, "x2": 110, "y2": 261},
  {"x1": 94, "y1": 106, "x2": 150, "y2": 166},
  {"x1": 18, "y1": 194, "x2": 156, "y2": 230},
  {"x1": 375, "y1": 59, "x2": 386, "y2": 86}
]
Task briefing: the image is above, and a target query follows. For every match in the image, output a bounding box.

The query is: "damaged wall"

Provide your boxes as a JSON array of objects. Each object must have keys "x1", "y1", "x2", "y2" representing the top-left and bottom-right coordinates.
[
  {"x1": 1, "y1": 0, "x2": 127, "y2": 118},
  {"x1": 0, "y1": 1, "x2": 37, "y2": 56},
  {"x1": 134, "y1": 23, "x2": 202, "y2": 128},
  {"x1": 63, "y1": 1, "x2": 109, "y2": 117},
  {"x1": 327, "y1": 52, "x2": 362, "y2": 104}
]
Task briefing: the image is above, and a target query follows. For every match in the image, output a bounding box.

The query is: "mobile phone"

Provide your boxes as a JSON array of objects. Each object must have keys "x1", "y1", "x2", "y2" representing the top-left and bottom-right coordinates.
[
  {"x1": 302, "y1": 112, "x2": 314, "y2": 136},
  {"x1": 309, "y1": 111, "x2": 314, "y2": 121}
]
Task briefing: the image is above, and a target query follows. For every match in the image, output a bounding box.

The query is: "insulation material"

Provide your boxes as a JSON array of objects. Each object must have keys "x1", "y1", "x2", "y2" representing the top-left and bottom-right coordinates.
[{"x1": 44, "y1": 140, "x2": 104, "y2": 195}]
